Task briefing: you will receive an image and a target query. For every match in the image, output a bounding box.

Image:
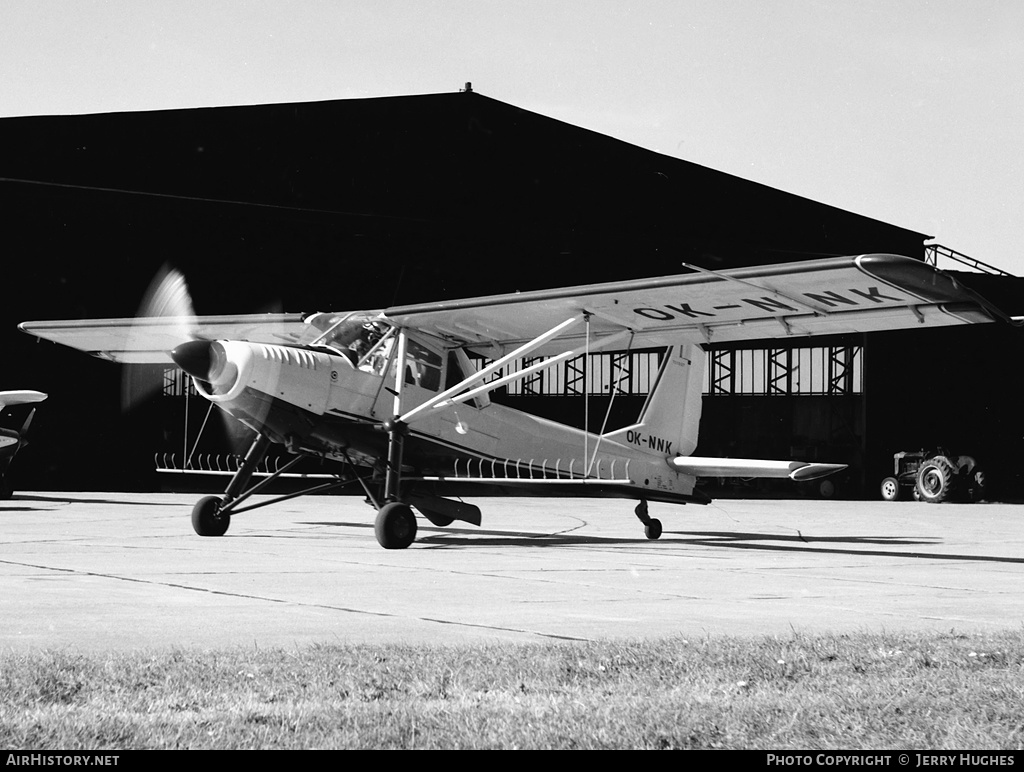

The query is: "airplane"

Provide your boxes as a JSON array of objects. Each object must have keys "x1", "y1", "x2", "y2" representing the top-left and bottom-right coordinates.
[
  {"x1": 18, "y1": 254, "x2": 1018, "y2": 547},
  {"x1": 0, "y1": 389, "x2": 48, "y2": 499}
]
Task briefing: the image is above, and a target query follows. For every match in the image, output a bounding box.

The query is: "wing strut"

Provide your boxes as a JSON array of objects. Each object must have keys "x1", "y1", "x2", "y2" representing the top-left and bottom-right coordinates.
[
  {"x1": 587, "y1": 330, "x2": 636, "y2": 475},
  {"x1": 433, "y1": 328, "x2": 633, "y2": 415},
  {"x1": 383, "y1": 328, "x2": 410, "y2": 503},
  {"x1": 384, "y1": 315, "x2": 636, "y2": 503},
  {"x1": 398, "y1": 315, "x2": 584, "y2": 425}
]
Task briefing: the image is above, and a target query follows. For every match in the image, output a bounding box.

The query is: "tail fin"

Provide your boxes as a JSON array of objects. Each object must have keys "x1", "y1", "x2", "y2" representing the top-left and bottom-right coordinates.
[{"x1": 603, "y1": 344, "x2": 705, "y2": 457}]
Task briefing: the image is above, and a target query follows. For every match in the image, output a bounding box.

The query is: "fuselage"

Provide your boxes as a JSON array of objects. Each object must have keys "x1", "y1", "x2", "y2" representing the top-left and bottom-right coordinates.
[{"x1": 182, "y1": 336, "x2": 701, "y2": 505}]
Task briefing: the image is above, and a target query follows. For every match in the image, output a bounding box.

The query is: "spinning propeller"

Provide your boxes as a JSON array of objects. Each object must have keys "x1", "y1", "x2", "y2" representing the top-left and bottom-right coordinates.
[{"x1": 122, "y1": 265, "x2": 257, "y2": 452}]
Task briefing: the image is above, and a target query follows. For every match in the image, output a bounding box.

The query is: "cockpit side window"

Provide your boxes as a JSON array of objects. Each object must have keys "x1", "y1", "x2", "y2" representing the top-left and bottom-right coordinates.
[
  {"x1": 446, "y1": 348, "x2": 490, "y2": 408},
  {"x1": 403, "y1": 337, "x2": 442, "y2": 391}
]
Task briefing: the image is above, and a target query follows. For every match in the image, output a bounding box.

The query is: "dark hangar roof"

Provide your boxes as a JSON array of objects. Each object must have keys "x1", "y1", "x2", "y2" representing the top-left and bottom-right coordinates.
[{"x1": 0, "y1": 89, "x2": 928, "y2": 314}]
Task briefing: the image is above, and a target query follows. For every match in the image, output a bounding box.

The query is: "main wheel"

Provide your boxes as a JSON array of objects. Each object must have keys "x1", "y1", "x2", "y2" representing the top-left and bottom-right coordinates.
[
  {"x1": 916, "y1": 457, "x2": 955, "y2": 503},
  {"x1": 880, "y1": 477, "x2": 902, "y2": 501},
  {"x1": 375, "y1": 502, "x2": 417, "y2": 549},
  {"x1": 644, "y1": 518, "x2": 663, "y2": 540},
  {"x1": 192, "y1": 495, "x2": 230, "y2": 536}
]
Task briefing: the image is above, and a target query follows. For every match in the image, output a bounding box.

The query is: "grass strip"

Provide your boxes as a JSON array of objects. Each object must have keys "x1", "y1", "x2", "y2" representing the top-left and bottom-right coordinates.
[{"x1": 2, "y1": 630, "x2": 1023, "y2": 749}]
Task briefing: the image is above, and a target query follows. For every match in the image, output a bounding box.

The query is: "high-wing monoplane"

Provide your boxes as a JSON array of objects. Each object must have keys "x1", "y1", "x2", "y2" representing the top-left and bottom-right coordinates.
[
  {"x1": 0, "y1": 389, "x2": 47, "y2": 499},
  {"x1": 19, "y1": 255, "x2": 1015, "y2": 547}
]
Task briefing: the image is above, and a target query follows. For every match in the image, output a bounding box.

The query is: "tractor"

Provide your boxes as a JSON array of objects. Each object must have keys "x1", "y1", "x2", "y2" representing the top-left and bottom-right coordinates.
[{"x1": 879, "y1": 449, "x2": 987, "y2": 503}]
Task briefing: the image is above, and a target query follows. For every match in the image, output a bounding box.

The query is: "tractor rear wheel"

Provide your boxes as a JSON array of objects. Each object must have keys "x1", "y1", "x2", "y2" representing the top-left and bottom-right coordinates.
[{"x1": 916, "y1": 457, "x2": 955, "y2": 503}]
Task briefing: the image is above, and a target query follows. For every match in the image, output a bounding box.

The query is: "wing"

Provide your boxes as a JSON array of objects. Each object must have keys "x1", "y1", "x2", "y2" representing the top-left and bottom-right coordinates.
[
  {"x1": 19, "y1": 314, "x2": 315, "y2": 364},
  {"x1": 385, "y1": 254, "x2": 1015, "y2": 356}
]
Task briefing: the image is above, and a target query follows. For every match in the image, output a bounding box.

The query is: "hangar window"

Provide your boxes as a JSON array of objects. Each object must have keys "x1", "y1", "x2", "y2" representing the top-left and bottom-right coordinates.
[
  {"x1": 162, "y1": 367, "x2": 197, "y2": 397},
  {"x1": 469, "y1": 350, "x2": 664, "y2": 396},
  {"x1": 704, "y1": 345, "x2": 863, "y2": 396}
]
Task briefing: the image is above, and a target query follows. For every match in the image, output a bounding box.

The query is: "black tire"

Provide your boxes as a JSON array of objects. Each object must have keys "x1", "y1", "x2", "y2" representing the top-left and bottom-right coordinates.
[
  {"x1": 645, "y1": 518, "x2": 663, "y2": 540},
  {"x1": 916, "y1": 457, "x2": 955, "y2": 504},
  {"x1": 192, "y1": 495, "x2": 230, "y2": 536},
  {"x1": 0, "y1": 477, "x2": 12, "y2": 500},
  {"x1": 880, "y1": 477, "x2": 902, "y2": 501},
  {"x1": 375, "y1": 502, "x2": 417, "y2": 549}
]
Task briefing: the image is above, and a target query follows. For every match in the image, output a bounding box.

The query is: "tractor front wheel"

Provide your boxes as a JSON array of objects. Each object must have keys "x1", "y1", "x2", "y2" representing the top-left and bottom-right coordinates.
[{"x1": 880, "y1": 477, "x2": 901, "y2": 501}]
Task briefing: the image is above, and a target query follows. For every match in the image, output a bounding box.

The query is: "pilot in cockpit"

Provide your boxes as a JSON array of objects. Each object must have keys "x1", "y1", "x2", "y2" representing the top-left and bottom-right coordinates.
[{"x1": 349, "y1": 322, "x2": 391, "y2": 373}]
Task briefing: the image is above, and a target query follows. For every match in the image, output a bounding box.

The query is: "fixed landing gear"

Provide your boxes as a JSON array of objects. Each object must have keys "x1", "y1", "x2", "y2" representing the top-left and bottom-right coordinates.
[
  {"x1": 375, "y1": 501, "x2": 418, "y2": 549},
  {"x1": 634, "y1": 499, "x2": 663, "y2": 540},
  {"x1": 192, "y1": 495, "x2": 230, "y2": 537},
  {"x1": 186, "y1": 433, "x2": 356, "y2": 538},
  {"x1": 189, "y1": 434, "x2": 273, "y2": 537}
]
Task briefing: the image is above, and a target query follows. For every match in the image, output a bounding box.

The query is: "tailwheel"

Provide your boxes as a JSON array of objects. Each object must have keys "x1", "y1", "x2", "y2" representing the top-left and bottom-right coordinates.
[
  {"x1": 192, "y1": 495, "x2": 230, "y2": 537},
  {"x1": 375, "y1": 501, "x2": 417, "y2": 549},
  {"x1": 634, "y1": 499, "x2": 663, "y2": 540}
]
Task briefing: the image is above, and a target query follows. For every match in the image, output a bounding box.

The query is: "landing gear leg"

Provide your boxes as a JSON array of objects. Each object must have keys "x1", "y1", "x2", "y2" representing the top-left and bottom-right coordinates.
[
  {"x1": 634, "y1": 499, "x2": 663, "y2": 540},
  {"x1": 191, "y1": 433, "x2": 271, "y2": 537},
  {"x1": 374, "y1": 416, "x2": 417, "y2": 549},
  {"x1": 372, "y1": 328, "x2": 419, "y2": 550}
]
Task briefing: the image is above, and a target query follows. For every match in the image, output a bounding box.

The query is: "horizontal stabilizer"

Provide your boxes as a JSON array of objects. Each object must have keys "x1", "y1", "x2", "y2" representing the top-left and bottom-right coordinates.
[{"x1": 670, "y1": 456, "x2": 846, "y2": 481}]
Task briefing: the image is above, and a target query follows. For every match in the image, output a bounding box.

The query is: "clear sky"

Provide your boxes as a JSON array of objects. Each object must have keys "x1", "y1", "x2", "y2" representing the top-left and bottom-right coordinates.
[{"x1": 2, "y1": 0, "x2": 1021, "y2": 274}]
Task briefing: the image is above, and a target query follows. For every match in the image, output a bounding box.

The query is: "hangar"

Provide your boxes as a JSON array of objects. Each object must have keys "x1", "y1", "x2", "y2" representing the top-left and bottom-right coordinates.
[{"x1": 1, "y1": 87, "x2": 1021, "y2": 498}]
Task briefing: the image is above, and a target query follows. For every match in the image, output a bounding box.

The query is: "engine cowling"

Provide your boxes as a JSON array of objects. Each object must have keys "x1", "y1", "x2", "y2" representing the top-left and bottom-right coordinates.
[{"x1": 172, "y1": 340, "x2": 349, "y2": 415}]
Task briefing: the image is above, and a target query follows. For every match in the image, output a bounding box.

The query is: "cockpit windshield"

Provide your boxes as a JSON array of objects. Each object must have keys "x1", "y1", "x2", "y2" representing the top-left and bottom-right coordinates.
[
  {"x1": 304, "y1": 312, "x2": 446, "y2": 390},
  {"x1": 304, "y1": 311, "x2": 393, "y2": 373}
]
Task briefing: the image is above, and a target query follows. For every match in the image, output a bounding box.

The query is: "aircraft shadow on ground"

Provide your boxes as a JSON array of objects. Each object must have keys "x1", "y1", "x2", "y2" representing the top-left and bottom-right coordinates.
[
  {"x1": 673, "y1": 529, "x2": 1024, "y2": 565},
  {"x1": 2, "y1": 494, "x2": 180, "y2": 508},
  {"x1": 301, "y1": 518, "x2": 1024, "y2": 561},
  {"x1": 298, "y1": 519, "x2": 1023, "y2": 563}
]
